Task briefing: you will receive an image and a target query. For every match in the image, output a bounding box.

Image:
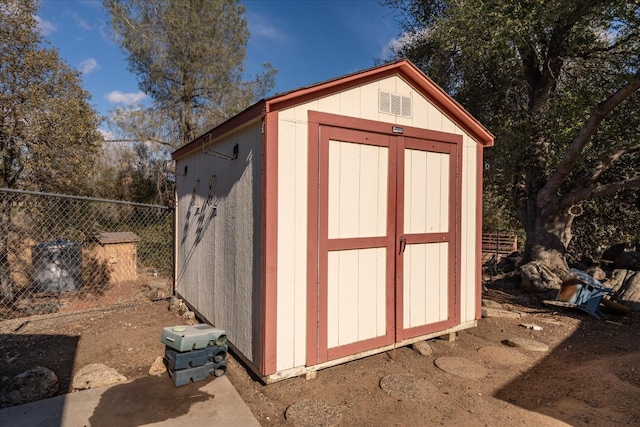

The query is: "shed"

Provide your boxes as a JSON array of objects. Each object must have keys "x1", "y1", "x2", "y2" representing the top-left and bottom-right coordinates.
[
  {"x1": 172, "y1": 60, "x2": 494, "y2": 383},
  {"x1": 86, "y1": 231, "x2": 139, "y2": 283}
]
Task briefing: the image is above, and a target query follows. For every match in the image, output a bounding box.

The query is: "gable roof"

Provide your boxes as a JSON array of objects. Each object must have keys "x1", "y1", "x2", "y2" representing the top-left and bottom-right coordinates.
[{"x1": 172, "y1": 59, "x2": 493, "y2": 160}]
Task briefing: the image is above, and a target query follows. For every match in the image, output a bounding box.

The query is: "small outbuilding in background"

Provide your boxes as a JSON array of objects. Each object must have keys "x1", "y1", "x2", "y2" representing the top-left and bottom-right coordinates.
[
  {"x1": 85, "y1": 231, "x2": 139, "y2": 283},
  {"x1": 172, "y1": 59, "x2": 494, "y2": 383}
]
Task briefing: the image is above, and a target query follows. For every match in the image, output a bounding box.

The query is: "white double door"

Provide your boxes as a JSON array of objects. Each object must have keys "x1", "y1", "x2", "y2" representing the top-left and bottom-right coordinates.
[{"x1": 311, "y1": 123, "x2": 460, "y2": 364}]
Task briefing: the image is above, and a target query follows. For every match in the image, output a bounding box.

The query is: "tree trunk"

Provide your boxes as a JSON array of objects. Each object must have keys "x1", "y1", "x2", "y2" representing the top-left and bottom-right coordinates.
[{"x1": 520, "y1": 196, "x2": 573, "y2": 276}]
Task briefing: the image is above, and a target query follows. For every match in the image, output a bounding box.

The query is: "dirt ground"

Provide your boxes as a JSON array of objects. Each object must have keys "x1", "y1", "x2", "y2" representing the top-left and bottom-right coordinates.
[{"x1": 1, "y1": 277, "x2": 639, "y2": 426}]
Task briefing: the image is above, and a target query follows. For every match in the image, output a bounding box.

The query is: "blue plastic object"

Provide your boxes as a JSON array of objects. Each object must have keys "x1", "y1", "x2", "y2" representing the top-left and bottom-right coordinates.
[
  {"x1": 164, "y1": 345, "x2": 228, "y2": 370},
  {"x1": 562, "y1": 268, "x2": 615, "y2": 320},
  {"x1": 161, "y1": 324, "x2": 228, "y2": 352},
  {"x1": 165, "y1": 360, "x2": 227, "y2": 387}
]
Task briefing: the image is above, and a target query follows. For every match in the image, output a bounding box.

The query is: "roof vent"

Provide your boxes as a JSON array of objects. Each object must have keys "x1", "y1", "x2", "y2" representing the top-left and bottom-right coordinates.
[{"x1": 379, "y1": 91, "x2": 412, "y2": 118}]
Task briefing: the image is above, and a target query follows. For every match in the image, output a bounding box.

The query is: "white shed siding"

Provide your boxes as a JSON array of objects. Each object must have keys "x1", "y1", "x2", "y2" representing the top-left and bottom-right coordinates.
[
  {"x1": 275, "y1": 74, "x2": 481, "y2": 372},
  {"x1": 460, "y1": 134, "x2": 479, "y2": 323},
  {"x1": 176, "y1": 122, "x2": 262, "y2": 363},
  {"x1": 275, "y1": 118, "x2": 309, "y2": 372}
]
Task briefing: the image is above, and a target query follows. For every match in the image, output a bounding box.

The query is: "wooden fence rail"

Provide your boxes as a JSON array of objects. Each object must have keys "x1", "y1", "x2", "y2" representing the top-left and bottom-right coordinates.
[{"x1": 482, "y1": 232, "x2": 518, "y2": 262}]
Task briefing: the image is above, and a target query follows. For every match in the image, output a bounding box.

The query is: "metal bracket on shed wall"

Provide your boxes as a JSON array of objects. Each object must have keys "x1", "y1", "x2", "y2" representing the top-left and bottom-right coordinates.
[
  {"x1": 202, "y1": 134, "x2": 238, "y2": 161},
  {"x1": 163, "y1": 160, "x2": 187, "y2": 176}
]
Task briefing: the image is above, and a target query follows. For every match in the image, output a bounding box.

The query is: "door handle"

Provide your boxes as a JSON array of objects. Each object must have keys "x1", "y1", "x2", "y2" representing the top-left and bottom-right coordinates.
[{"x1": 399, "y1": 236, "x2": 407, "y2": 255}]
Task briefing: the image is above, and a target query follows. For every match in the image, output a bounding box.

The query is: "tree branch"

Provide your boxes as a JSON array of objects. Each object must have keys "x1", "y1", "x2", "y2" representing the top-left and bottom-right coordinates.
[
  {"x1": 105, "y1": 138, "x2": 174, "y2": 147},
  {"x1": 537, "y1": 67, "x2": 640, "y2": 208},
  {"x1": 560, "y1": 176, "x2": 640, "y2": 210},
  {"x1": 587, "y1": 143, "x2": 640, "y2": 183}
]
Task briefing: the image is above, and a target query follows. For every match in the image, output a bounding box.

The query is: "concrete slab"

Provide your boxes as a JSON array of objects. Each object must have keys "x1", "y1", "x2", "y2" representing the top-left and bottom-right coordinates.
[{"x1": 0, "y1": 374, "x2": 259, "y2": 427}]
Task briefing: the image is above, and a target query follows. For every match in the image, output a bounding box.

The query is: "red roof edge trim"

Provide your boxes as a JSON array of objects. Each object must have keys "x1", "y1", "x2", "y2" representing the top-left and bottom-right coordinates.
[
  {"x1": 396, "y1": 63, "x2": 494, "y2": 147},
  {"x1": 266, "y1": 59, "x2": 494, "y2": 147},
  {"x1": 171, "y1": 100, "x2": 267, "y2": 160},
  {"x1": 173, "y1": 59, "x2": 493, "y2": 160}
]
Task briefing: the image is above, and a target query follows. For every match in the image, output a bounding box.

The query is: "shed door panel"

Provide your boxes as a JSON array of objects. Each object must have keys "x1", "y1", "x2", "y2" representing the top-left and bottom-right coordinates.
[
  {"x1": 327, "y1": 247, "x2": 387, "y2": 348},
  {"x1": 321, "y1": 127, "x2": 396, "y2": 362},
  {"x1": 396, "y1": 138, "x2": 458, "y2": 339}
]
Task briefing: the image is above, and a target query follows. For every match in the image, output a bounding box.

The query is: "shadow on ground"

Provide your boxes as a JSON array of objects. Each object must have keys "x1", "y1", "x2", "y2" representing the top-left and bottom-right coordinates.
[
  {"x1": 487, "y1": 275, "x2": 640, "y2": 426},
  {"x1": 0, "y1": 334, "x2": 79, "y2": 394},
  {"x1": 88, "y1": 375, "x2": 215, "y2": 426}
]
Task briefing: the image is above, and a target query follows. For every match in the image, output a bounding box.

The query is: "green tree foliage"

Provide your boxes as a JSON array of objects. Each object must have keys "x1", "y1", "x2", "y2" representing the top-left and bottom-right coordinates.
[
  {"x1": 93, "y1": 140, "x2": 173, "y2": 206},
  {"x1": 1, "y1": 0, "x2": 103, "y2": 304},
  {"x1": 386, "y1": 0, "x2": 640, "y2": 269},
  {"x1": 0, "y1": 0, "x2": 102, "y2": 194},
  {"x1": 103, "y1": 0, "x2": 277, "y2": 148}
]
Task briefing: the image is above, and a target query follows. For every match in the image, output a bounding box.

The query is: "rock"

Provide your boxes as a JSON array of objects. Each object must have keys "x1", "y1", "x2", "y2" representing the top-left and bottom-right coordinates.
[
  {"x1": 505, "y1": 337, "x2": 549, "y2": 352},
  {"x1": 614, "y1": 252, "x2": 640, "y2": 270},
  {"x1": 379, "y1": 374, "x2": 438, "y2": 401},
  {"x1": 434, "y1": 356, "x2": 488, "y2": 379},
  {"x1": 168, "y1": 296, "x2": 182, "y2": 312},
  {"x1": 72, "y1": 363, "x2": 127, "y2": 391},
  {"x1": 604, "y1": 270, "x2": 640, "y2": 310},
  {"x1": 149, "y1": 356, "x2": 166, "y2": 376},
  {"x1": 146, "y1": 287, "x2": 168, "y2": 301},
  {"x1": 520, "y1": 261, "x2": 563, "y2": 292},
  {"x1": 482, "y1": 307, "x2": 522, "y2": 318},
  {"x1": 602, "y1": 243, "x2": 633, "y2": 262},
  {"x1": 285, "y1": 399, "x2": 342, "y2": 427},
  {"x1": 585, "y1": 266, "x2": 606, "y2": 281},
  {"x1": 616, "y1": 271, "x2": 640, "y2": 310},
  {"x1": 0, "y1": 366, "x2": 59, "y2": 408},
  {"x1": 482, "y1": 299, "x2": 503, "y2": 309},
  {"x1": 178, "y1": 303, "x2": 190, "y2": 316},
  {"x1": 496, "y1": 252, "x2": 522, "y2": 273},
  {"x1": 604, "y1": 269, "x2": 629, "y2": 293},
  {"x1": 412, "y1": 341, "x2": 433, "y2": 356},
  {"x1": 477, "y1": 346, "x2": 529, "y2": 366}
]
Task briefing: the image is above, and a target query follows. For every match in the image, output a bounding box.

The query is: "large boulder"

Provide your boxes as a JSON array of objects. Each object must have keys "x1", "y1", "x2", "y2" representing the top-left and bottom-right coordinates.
[
  {"x1": 520, "y1": 261, "x2": 563, "y2": 292},
  {"x1": 619, "y1": 274, "x2": 640, "y2": 310},
  {"x1": 604, "y1": 269, "x2": 640, "y2": 310},
  {"x1": 601, "y1": 243, "x2": 634, "y2": 263},
  {"x1": 614, "y1": 252, "x2": 640, "y2": 271},
  {"x1": 496, "y1": 252, "x2": 523, "y2": 273},
  {"x1": 72, "y1": 363, "x2": 127, "y2": 391},
  {"x1": 0, "y1": 366, "x2": 59, "y2": 408},
  {"x1": 605, "y1": 269, "x2": 630, "y2": 293}
]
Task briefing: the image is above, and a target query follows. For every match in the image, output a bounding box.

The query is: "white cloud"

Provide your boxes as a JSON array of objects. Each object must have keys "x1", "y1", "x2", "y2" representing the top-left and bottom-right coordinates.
[
  {"x1": 247, "y1": 12, "x2": 287, "y2": 41},
  {"x1": 380, "y1": 37, "x2": 401, "y2": 60},
  {"x1": 105, "y1": 90, "x2": 148, "y2": 106},
  {"x1": 79, "y1": 58, "x2": 98, "y2": 74},
  {"x1": 381, "y1": 30, "x2": 426, "y2": 59},
  {"x1": 64, "y1": 10, "x2": 92, "y2": 31},
  {"x1": 35, "y1": 15, "x2": 56, "y2": 36}
]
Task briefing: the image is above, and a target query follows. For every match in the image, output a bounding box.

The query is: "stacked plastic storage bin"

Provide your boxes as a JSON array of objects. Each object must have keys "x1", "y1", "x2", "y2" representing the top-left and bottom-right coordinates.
[{"x1": 161, "y1": 324, "x2": 228, "y2": 386}]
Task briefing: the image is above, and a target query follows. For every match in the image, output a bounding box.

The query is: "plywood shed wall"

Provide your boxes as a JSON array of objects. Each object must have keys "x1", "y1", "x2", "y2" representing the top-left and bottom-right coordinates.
[
  {"x1": 86, "y1": 231, "x2": 139, "y2": 283},
  {"x1": 172, "y1": 60, "x2": 494, "y2": 383}
]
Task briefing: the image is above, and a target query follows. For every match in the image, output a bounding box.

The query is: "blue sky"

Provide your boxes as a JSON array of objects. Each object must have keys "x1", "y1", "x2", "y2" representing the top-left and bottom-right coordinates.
[{"x1": 36, "y1": 0, "x2": 404, "y2": 135}]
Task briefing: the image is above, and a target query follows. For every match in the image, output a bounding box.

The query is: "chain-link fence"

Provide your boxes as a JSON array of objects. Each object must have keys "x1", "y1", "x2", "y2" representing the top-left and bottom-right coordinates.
[{"x1": 0, "y1": 188, "x2": 174, "y2": 328}]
